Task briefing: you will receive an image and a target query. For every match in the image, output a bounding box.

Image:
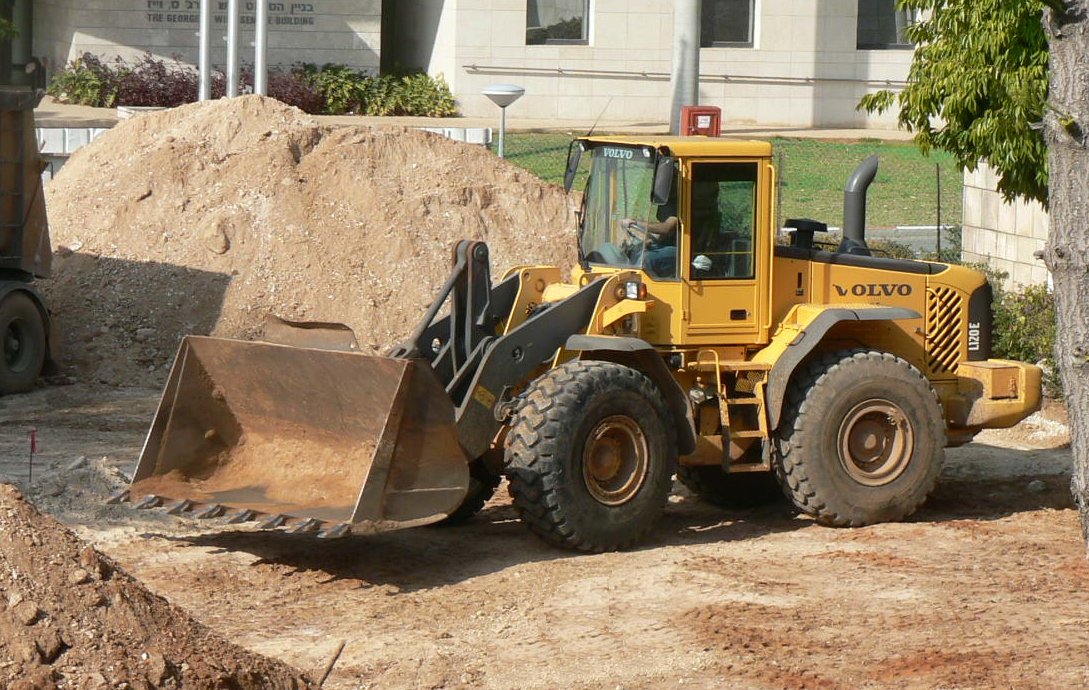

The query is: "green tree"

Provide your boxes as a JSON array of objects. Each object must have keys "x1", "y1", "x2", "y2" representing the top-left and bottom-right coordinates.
[
  {"x1": 861, "y1": 1, "x2": 1089, "y2": 549},
  {"x1": 858, "y1": 0, "x2": 1050, "y2": 205},
  {"x1": 0, "y1": 19, "x2": 15, "y2": 39}
]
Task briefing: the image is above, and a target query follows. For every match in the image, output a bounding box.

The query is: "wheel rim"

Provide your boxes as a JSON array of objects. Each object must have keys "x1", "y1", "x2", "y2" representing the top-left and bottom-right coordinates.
[
  {"x1": 837, "y1": 399, "x2": 914, "y2": 487},
  {"x1": 3, "y1": 318, "x2": 31, "y2": 373},
  {"x1": 582, "y1": 415, "x2": 649, "y2": 506}
]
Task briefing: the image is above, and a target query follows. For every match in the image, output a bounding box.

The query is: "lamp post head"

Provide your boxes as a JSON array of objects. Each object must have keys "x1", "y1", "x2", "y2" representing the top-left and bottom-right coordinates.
[{"x1": 483, "y1": 83, "x2": 525, "y2": 109}]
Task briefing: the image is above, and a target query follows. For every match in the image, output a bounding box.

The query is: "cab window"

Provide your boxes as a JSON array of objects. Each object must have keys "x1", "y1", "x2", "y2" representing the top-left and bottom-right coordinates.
[{"x1": 688, "y1": 162, "x2": 758, "y2": 280}]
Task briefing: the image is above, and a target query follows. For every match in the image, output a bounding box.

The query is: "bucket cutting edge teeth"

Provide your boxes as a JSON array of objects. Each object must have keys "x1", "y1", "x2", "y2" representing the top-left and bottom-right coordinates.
[
  {"x1": 287, "y1": 518, "x2": 323, "y2": 534},
  {"x1": 134, "y1": 495, "x2": 163, "y2": 509},
  {"x1": 317, "y1": 523, "x2": 352, "y2": 540},
  {"x1": 226, "y1": 508, "x2": 259, "y2": 524},
  {"x1": 258, "y1": 514, "x2": 289, "y2": 529},
  {"x1": 194, "y1": 504, "x2": 226, "y2": 519},
  {"x1": 106, "y1": 489, "x2": 131, "y2": 505},
  {"x1": 166, "y1": 499, "x2": 195, "y2": 515}
]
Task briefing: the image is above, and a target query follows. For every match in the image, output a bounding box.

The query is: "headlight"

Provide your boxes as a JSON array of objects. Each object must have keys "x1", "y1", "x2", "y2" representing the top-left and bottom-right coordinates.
[{"x1": 623, "y1": 280, "x2": 647, "y2": 300}]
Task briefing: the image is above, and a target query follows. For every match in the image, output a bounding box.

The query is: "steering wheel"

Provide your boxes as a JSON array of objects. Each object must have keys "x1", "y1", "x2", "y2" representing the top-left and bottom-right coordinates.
[{"x1": 623, "y1": 219, "x2": 649, "y2": 242}]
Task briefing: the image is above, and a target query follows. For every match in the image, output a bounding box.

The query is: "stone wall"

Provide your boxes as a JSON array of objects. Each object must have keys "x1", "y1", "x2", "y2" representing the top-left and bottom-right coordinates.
[
  {"x1": 34, "y1": 0, "x2": 380, "y2": 75},
  {"x1": 962, "y1": 163, "x2": 1050, "y2": 288}
]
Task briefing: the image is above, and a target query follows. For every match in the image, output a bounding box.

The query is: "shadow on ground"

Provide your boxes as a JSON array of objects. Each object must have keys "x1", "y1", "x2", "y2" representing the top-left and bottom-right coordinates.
[
  {"x1": 153, "y1": 494, "x2": 806, "y2": 592},
  {"x1": 147, "y1": 451, "x2": 1077, "y2": 593}
]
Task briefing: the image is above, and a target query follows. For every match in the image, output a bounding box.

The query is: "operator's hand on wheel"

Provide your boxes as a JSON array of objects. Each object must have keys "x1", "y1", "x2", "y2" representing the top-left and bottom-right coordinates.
[{"x1": 622, "y1": 218, "x2": 649, "y2": 241}]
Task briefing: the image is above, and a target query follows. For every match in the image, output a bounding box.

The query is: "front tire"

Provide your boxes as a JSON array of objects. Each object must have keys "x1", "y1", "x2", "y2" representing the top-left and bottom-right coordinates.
[
  {"x1": 774, "y1": 350, "x2": 945, "y2": 526},
  {"x1": 0, "y1": 292, "x2": 46, "y2": 395},
  {"x1": 505, "y1": 360, "x2": 676, "y2": 552}
]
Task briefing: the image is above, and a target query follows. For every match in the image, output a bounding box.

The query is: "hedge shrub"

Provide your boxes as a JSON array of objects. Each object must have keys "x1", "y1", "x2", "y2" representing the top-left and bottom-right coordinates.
[{"x1": 47, "y1": 52, "x2": 458, "y2": 117}]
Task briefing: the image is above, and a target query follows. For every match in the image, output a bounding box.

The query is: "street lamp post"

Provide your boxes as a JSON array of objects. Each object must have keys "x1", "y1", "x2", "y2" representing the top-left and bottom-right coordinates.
[{"x1": 482, "y1": 84, "x2": 525, "y2": 158}]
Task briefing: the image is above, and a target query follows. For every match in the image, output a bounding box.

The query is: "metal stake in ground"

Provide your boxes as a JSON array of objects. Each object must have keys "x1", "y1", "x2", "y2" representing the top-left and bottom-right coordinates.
[{"x1": 27, "y1": 428, "x2": 36, "y2": 485}]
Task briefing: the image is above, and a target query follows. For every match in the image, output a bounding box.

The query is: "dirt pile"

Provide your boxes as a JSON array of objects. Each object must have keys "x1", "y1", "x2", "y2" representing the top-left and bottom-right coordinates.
[
  {"x1": 45, "y1": 96, "x2": 577, "y2": 386},
  {"x1": 0, "y1": 484, "x2": 311, "y2": 689},
  {"x1": 28, "y1": 456, "x2": 132, "y2": 523}
]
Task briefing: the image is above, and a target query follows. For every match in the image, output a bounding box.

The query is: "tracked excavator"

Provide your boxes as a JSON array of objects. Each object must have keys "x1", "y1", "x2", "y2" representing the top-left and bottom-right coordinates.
[{"x1": 115, "y1": 136, "x2": 1042, "y2": 551}]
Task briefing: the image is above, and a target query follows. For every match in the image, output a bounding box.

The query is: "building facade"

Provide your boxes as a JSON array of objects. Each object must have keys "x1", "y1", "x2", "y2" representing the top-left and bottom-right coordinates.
[
  {"x1": 23, "y1": 0, "x2": 381, "y2": 79},
  {"x1": 962, "y1": 165, "x2": 1050, "y2": 288},
  {"x1": 384, "y1": 0, "x2": 916, "y2": 127},
  {"x1": 7, "y1": 0, "x2": 916, "y2": 127}
]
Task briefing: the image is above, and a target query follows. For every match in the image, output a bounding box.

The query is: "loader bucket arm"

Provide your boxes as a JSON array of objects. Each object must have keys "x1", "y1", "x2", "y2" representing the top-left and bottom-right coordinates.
[
  {"x1": 452, "y1": 277, "x2": 608, "y2": 458},
  {"x1": 389, "y1": 240, "x2": 520, "y2": 410},
  {"x1": 390, "y1": 240, "x2": 609, "y2": 457}
]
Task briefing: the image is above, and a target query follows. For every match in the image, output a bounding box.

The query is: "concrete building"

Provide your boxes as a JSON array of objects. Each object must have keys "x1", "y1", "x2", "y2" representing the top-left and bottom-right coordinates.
[
  {"x1": 384, "y1": 0, "x2": 916, "y2": 127},
  {"x1": 5, "y1": 0, "x2": 916, "y2": 128},
  {"x1": 18, "y1": 0, "x2": 382, "y2": 80},
  {"x1": 962, "y1": 164, "x2": 1051, "y2": 288}
]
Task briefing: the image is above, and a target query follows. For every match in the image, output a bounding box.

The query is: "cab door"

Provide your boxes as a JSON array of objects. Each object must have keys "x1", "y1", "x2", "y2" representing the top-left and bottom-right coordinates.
[{"x1": 682, "y1": 159, "x2": 771, "y2": 345}]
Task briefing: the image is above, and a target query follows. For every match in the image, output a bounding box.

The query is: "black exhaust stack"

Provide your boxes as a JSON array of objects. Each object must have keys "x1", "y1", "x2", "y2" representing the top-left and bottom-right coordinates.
[{"x1": 840, "y1": 155, "x2": 879, "y2": 255}]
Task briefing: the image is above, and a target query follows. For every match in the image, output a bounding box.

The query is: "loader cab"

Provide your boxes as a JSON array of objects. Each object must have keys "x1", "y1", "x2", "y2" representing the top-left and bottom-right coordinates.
[
  {"x1": 570, "y1": 137, "x2": 775, "y2": 347},
  {"x1": 573, "y1": 142, "x2": 680, "y2": 279}
]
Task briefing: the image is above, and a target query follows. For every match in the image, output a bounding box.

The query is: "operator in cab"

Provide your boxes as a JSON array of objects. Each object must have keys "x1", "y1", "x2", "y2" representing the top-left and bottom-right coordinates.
[{"x1": 623, "y1": 182, "x2": 679, "y2": 279}]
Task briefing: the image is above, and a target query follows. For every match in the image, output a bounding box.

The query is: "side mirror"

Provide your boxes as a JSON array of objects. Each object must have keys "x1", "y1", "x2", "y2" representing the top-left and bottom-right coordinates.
[
  {"x1": 652, "y1": 156, "x2": 675, "y2": 205},
  {"x1": 564, "y1": 141, "x2": 583, "y2": 193}
]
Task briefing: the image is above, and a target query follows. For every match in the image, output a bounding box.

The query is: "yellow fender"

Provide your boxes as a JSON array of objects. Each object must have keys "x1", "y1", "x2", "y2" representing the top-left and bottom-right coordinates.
[{"x1": 755, "y1": 304, "x2": 921, "y2": 431}]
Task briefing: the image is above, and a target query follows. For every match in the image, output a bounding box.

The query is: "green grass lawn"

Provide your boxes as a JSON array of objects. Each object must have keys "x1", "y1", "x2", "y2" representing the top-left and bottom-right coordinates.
[
  {"x1": 502, "y1": 133, "x2": 962, "y2": 233},
  {"x1": 770, "y1": 137, "x2": 961, "y2": 230}
]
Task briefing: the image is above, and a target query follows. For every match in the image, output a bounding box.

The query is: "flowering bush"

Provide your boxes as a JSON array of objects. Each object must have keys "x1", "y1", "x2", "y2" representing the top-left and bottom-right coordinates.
[{"x1": 48, "y1": 52, "x2": 457, "y2": 117}]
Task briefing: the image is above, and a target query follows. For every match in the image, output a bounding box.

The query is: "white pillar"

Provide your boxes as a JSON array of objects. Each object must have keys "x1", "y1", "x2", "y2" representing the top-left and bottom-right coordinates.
[
  {"x1": 254, "y1": 0, "x2": 269, "y2": 95},
  {"x1": 669, "y1": 0, "x2": 702, "y2": 134},
  {"x1": 198, "y1": 0, "x2": 212, "y2": 100},
  {"x1": 226, "y1": 0, "x2": 241, "y2": 97}
]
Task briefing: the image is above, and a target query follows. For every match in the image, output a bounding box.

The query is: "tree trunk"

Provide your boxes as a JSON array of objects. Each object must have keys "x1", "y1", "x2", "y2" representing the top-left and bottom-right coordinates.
[{"x1": 1044, "y1": 2, "x2": 1089, "y2": 551}]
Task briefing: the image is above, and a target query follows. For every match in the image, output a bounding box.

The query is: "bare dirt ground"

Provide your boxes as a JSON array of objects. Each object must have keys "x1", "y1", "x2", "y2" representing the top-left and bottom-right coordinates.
[{"x1": 1, "y1": 383, "x2": 1086, "y2": 689}]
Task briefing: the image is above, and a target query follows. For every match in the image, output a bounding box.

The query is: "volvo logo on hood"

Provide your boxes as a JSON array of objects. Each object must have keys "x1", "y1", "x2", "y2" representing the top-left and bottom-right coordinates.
[{"x1": 834, "y1": 283, "x2": 913, "y2": 298}]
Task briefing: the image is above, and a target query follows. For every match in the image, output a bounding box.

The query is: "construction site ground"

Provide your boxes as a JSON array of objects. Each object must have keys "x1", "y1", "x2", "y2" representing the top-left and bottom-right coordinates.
[
  {"x1": 11, "y1": 96, "x2": 1085, "y2": 687},
  {"x1": 1, "y1": 382, "x2": 1084, "y2": 690}
]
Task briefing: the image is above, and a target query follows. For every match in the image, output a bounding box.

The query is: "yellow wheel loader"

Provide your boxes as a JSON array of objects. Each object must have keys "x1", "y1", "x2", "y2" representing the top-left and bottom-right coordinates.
[{"x1": 116, "y1": 136, "x2": 1042, "y2": 552}]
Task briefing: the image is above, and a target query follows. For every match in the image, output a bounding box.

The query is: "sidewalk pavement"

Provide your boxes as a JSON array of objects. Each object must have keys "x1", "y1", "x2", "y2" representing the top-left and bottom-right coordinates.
[{"x1": 34, "y1": 95, "x2": 916, "y2": 141}]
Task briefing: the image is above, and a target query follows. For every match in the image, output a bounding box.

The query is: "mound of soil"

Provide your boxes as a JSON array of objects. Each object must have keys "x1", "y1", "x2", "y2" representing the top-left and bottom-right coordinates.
[
  {"x1": 44, "y1": 96, "x2": 577, "y2": 386},
  {"x1": 0, "y1": 484, "x2": 310, "y2": 689}
]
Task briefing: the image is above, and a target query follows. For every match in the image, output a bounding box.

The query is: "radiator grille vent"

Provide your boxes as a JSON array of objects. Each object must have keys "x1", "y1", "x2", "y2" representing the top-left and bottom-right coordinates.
[{"x1": 927, "y1": 287, "x2": 964, "y2": 373}]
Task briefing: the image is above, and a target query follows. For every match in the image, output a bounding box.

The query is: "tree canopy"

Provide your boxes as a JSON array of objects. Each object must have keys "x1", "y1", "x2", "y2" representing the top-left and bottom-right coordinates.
[{"x1": 858, "y1": 0, "x2": 1050, "y2": 205}]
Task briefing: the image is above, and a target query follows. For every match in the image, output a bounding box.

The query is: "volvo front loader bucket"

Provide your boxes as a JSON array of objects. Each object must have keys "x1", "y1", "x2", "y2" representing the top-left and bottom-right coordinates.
[{"x1": 123, "y1": 336, "x2": 471, "y2": 537}]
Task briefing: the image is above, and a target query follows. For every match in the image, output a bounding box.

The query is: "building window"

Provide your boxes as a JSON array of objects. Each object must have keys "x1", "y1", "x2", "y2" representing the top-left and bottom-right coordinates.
[
  {"x1": 526, "y1": 0, "x2": 590, "y2": 45},
  {"x1": 701, "y1": 0, "x2": 755, "y2": 48},
  {"x1": 857, "y1": 0, "x2": 917, "y2": 49}
]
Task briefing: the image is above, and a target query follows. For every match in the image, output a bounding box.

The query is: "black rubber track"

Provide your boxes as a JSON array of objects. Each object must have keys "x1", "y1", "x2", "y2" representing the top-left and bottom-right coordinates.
[
  {"x1": 504, "y1": 360, "x2": 676, "y2": 552},
  {"x1": 773, "y1": 349, "x2": 945, "y2": 527}
]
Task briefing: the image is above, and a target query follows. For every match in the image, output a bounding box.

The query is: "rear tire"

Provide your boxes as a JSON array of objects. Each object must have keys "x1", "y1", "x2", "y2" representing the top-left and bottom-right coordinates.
[
  {"x1": 774, "y1": 349, "x2": 944, "y2": 526},
  {"x1": 0, "y1": 292, "x2": 46, "y2": 395},
  {"x1": 505, "y1": 360, "x2": 676, "y2": 552},
  {"x1": 677, "y1": 465, "x2": 784, "y2": 508}
]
